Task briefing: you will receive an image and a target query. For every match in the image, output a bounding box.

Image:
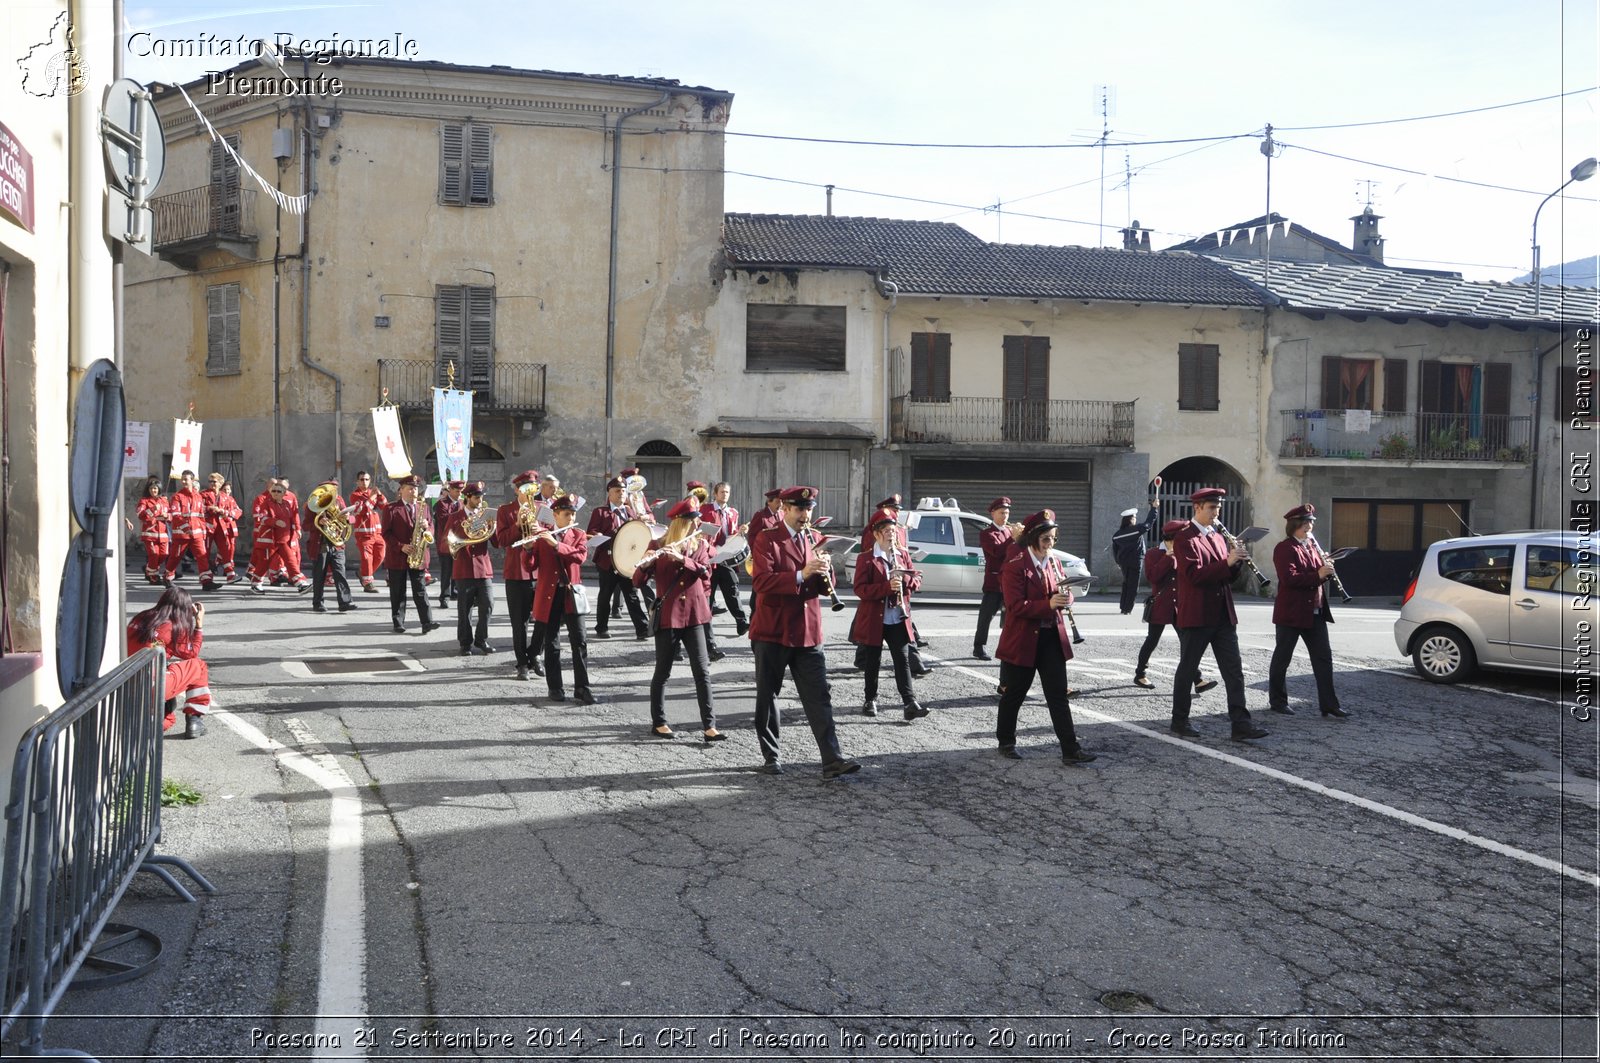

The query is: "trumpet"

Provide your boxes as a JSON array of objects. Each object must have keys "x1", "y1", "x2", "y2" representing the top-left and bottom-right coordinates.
[
  {"x1": 805, "y1": 527, "x2": 847, "y2": 612},
  {"x1": 1306, "y1": 530, "x2": 1353, "y2": 603},
  {"x1": 1214, "y1": 519, "x2": 1272, "y2": 590}
]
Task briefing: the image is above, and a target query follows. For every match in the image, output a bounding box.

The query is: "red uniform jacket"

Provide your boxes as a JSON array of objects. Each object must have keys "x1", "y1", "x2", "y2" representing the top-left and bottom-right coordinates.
[
  {"x1": 530, "y1": 525, "x2": 587, "y2": 623},
  {"x1": 211, "y1": 492, "x2": 241, "y2": 537},
  {"x1": 980, "y1": 522, "x2": 1013, "y2": 594},
  {"x1": 168, "y1": 487, "x2": 207, "y2": 541},
  {"x1": 632, "y1": 538, "x2": 714, "y2": 629},
  {"x1": 996, "y1": 549, "x2": 1076, "y2": 669},
  {"x1": 126, "y1": 618, "x2": 202, "y2": 661},
  {"x1": 849, "y1": 546, "x2": 922, "y2": 645},
  {"x1": 586, "y1": 504, "x2": 634, "y2": 573},
  {"x1": 350, "y1": 488, "x2": 387, "y2": 534},
  {"x1": 748, "y1": 524, "x2": 828, "y2": 648},
  {"x1": 745, "y1": 506, "x2": 782, "y2": 542},
  {"x1": 305, "y1": 491, "x2": 349, "y2": 559},
  {"x1": 1142, "y1": 548, "x2": 1179, "y2": 626},
  {"x1": 699, "y1": 502, "x2": 739, "y2": 546},
  {"x1": 493, "y1": 501, "x2": 537, "y2": 581},
  {"x1": 1271, "y1": 536, "x2": 1334, "y2": 628},
  {"x1": 264, "y1": 495, "x2": 299, "y2": 545},
  {"x1": 432, "y1": 495, "x2": 462, "y2": 550},
  {"x1": 251, "y1": 491, "x2": 277, "y2": 543},
  {"x1": 136, "y1": 497, "x2": 170, "y2": 542},
  {"x1": 1173, "y1": 522, "x2": 1239, "y2": 628},
  {"x1": 381, "y1": 499, "x2": 432, "y2": 572},
  {"x1": 446, "y1": 506, "x2": 495, "y2": 579}
]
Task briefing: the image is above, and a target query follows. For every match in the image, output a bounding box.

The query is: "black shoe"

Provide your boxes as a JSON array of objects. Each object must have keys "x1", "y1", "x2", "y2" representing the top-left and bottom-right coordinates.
[
  {"x1": 997, "y1": 745, "x2": 1022, "y2": 760},
  {"x1": 861, "y1": 699, "x2": 878, "y2": 717},
  {"x1": 915, "y1": 638, "x2": 929, "y2": 649},
  {"x1": 594, "y1": 630, "x2": 612, "y2": 640},
  {"x1": 711, "y1": 605, "x2": 726, "y2": 615},
  {"x1": 903, "y1": 701, "x2": 929, "y2": 721},
  {"x1": 1170, "y1": 722, "x2": 1201, "y2": 738},
  {"x1": 757, "y1": 760, "x2": 784, "y2": 775},
  {"x1": 1133, "y1": 674, "x2": 1154, "y2": 689},
  {"x1": 704, "y1": 731, "x2": 728, "y2": 743},
  {"x1": 822, "y1": 758, "x2": 861, "y2": 779},
  {"x1": 459, "y1": 645, "x2": 472, "y2": 656},
  {"x1": 1062, "y1": 748, "x2": 1097, "y2": 764},
  {"x1": 297, "y1": 582, "x2": 312, "y2": 594},
  {"x1": 1321, "y1": 706, "x2": 1350, "y2": 718},
  {"x1": 635, "y1": 631, "x2": 650, "y2": 641},
  {"x1": 183, "y1": 714, "x2": 207, "y2": 739},
  {"x1": 575, "y1": 690, "x2": 596, "y2": 706},
  {"x1": 911, "y1": 665, "x2": 934, "y2": 679},
  {"x1": 421, "y1": 621, "x2": 441, "y2": 634},
  {"x1": 1193, "y1": 679, "x2": 1218, "y2": 693},
  {"x1": 438, "y1": 599, "x2": 448, "y2": 609},
  {"x1": 338, "y1": 602, "x2": 358, "y2": 612},
  {"x1": 311, "y1": 603, "x2": 327, "y2": 612},
  {"x1": 972, "y1": 647, "x2": 992, "y2": 661},
  {"x1": 1269, "y1": 704, "x2": 1296, "y2": 715},
  {"x1": 472, "y1": 643, "x2": 496, "y2": 655},
  {"x1": 735, "y1": 618, "x2": 749, "y2": 636},
  {"x1": 531, "y1": 659, "x2": 545, "y2": 677},
  {"x1": 996, "y1": 683, "x2": 1004, "y2": 697},
  {"x1": 392, "y1": 621, "x2": 405, "y2": 634},
  {"x1": 1231, "y1": 725, "x2": 1270, "y2": 741},
  {"x1": 548, "y1": 690, "x2": 567, "y2": 702},
  {"x1": 516, "y1": 664, "x2": 529, "y2": 681},
  {"x1": 708, "y1": 647, "x2": 727, "y2": 662}
]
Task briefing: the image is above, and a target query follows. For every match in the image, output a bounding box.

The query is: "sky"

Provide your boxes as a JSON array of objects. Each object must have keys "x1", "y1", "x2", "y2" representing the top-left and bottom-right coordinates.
[{"x1": 107, "y1": 0, "x2": 1600, "y2": 283}]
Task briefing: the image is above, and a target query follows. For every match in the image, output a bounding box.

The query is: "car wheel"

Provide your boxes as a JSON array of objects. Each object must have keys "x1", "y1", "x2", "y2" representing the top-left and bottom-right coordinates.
[{"x1": 1412, "y1": 626, "x2": 1476, "y2": 684}]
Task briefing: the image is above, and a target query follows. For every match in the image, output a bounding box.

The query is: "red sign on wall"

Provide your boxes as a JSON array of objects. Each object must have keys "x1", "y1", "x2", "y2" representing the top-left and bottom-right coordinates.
[{"x1": 0, "y1": 119, "x2": 35, "y2": 233}]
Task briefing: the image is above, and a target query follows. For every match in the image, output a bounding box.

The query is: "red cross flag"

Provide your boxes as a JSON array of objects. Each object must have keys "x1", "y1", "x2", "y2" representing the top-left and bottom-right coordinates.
[
  {"x1": 169, "y1": 418, "x2": 203, "y2": 481},
  {"x1": 371, "y1": 404, "x2": 411, "y2": 479},
  {"x1": 123, "y1": 421, "x2": 150, "y2": 479}
]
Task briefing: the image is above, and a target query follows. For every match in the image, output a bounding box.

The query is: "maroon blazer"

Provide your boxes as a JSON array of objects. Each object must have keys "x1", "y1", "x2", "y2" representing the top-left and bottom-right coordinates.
[
  {"x1": 493, "y1": 501, "x2": 537, "y2": 581},
  {"x1": 980, "y1": 522, "x2": 1013, "y2": 593},
  {"x1": 530, "y1": 526, "x2": 587, "y2": 623},
  {"x1": 1173, "y1": 522, "x2": 1238, "y2": 628},
  {"x1": 748, "y1": 524, "x2": 828, "y2": 648},
  {"x1": 1142, "y1": 548, "x2": 1179, "y2": 626},
  {"x1": 745, "y1": 506, "x2": 782, "y2": 541},
  {"x1": 849, "y1": 547, "x2": 922, "y2": 645},
  {"x1": 632, "y1": 538, "x2": 714, "y2": 628},
  {"x1": 996, "y1": 549, "x2": 1076, "y2": 668},
  {"x1": 586, "y1": 505, "x2": 634, "y2": 573},
  {"x1": 1272, "y1": 536, "x2": 1334, "y2": 628},
  {"x1": 381, "y1": 500, "x2": 431, "y2": 571},
  {"x1": 445, "y1": 507, "x2": 495, "y2": 579},
  {"x1": 305, "y1": 491, "x2": 348, "y2": 559}
]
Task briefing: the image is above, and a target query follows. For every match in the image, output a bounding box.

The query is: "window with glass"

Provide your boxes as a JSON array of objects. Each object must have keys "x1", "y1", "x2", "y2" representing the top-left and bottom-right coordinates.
[{"x1": 1436, "y1": 545, "x2": 1514, "y2": 596}]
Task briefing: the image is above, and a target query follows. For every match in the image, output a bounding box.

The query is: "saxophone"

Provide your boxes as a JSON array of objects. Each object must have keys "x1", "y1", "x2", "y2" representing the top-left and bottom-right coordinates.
[{"x1": 406, "y1": 501, "x2": 433, "y2": 569}]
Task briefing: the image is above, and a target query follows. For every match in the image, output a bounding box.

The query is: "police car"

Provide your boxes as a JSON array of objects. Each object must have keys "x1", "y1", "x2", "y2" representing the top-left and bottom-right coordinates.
[{"x1": 843, "y1": 498, "x2": 1093, "y2": 595}]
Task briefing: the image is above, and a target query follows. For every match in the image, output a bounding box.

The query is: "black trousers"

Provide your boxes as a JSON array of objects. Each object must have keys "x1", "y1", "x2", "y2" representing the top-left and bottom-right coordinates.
[
  {"x1": 1137, "y1": 623, "x2": 1211, "y2": 687},
  {"x1": 650, "y1": 624, "x2": 715, "y2": 729},
  {"x1": 596, "y1": 568, "x2": 647, "y2": 636},
  {"x1": 1172, "y1": 623, "x2": 1251, "y2": 725},
  {"x1": 710, "y1": 564, "x2": 747, "y2": 623},
  {"x1": 312, "y1": 546, "x2": 352, "y2": 608},
  {"x1": 455, "y1": 577, "x2": 492, "y2": 648},
  {"x1": 505, "y1": 579, "x2": 534, "y2": 664},
  {"x1": 996, "y1": 629, "x2": 1082, "y2": 754},
  {"x1": 436, "y1": 550, "x2": 455, "y2": 603},
  {"x1": 1269, "y1": 614, "x2": 1340, "y2": 712},
  {"x1": 1118, "y1": 561, "x2": 1141, "y2": 614},
  {"x1": 863, "y1": 620, "x2": 916, "y2": 704},
  {"x1": 387, "y1": 568, "x2": 433, "y2": 627},
  {"x1": 751, "y1": 640, "x2": 844, "y2": 766},
  {"x1": 532, "y1": 591, "x2": 590, "y2": 697},
  {"x1": 974, "y1": 590, "x2": 1004, "y2": 649}
]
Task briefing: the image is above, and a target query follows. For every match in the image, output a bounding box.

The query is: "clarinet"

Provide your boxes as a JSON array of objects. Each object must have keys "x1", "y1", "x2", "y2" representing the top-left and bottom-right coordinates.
[
  {"x1": 1048, "y1": 557, "x2": 1086, "y2": 644},
  {"x1": 807, "y1": 529, "x2": 847, "y2": 612},
  {"x1": 1213, "y1": 519, "x2": 1273, "y2": 590},
  {"x1": 1306, "y1": 530, "x2": 1353, "y2": 603}
]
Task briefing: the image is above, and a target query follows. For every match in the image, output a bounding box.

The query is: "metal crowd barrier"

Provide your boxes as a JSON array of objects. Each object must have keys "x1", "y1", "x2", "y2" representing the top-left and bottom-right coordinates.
[{"x1": 1, "y1": 648, "x2": 216, "y2": 1057}]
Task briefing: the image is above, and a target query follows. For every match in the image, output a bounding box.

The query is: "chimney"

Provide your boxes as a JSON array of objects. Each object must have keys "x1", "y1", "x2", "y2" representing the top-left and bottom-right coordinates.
[
  {"x1": 1351, "y1": 206, "x2": 1385, "y2": 263},
  {"x1": 1120, "y1": 219, "x2": 1152, "y2": 252}
]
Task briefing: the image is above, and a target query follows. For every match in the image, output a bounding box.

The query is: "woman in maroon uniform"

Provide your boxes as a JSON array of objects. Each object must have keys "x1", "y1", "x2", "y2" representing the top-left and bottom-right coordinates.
[
  {"x1": 632, "y1": 498, "x2": 723, "y2": 741},
  {"x1": 126, "y1": 584, "x2": 212, "y2": 738},
  {"x1": 1268, "y1": 503, "x2": 1346, "y2": 718},
  {"x1": 850, "y1": 509, "x2": 928, "y2": 721},
  {"x1": 1134, "y1": 520, "x2": 1218, "y2": 694}
]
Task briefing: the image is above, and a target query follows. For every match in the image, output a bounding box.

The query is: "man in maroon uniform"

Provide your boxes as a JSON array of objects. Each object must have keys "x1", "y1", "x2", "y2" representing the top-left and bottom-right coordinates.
[
  {"x1": 972, "y1": 497, "x2": 1021, "y2": 659},
  {"x1": 994, "y1": 510, "x2": 1097, "y2": 764},
  {"x1": 165, "y1": 470, "x2": 216, "y2": 589},
  {"x1": 1267, "y1": 503, "x2": 1346, "y2": 718},
  {"x1": 748, "y1": 486, "x2": 860, "y2": 779},
  {"x1": 528, "y1": 494, "x2": 593, "y2": 704},
  {"x1": 381, "y1": 476, "x2": 439, "y2": 634},
  {"x1": 306, "y1": 479, "x2": 357, "y2": 613},
  {"x1": 1134, "y1": 520, "x2": 1217, "y2": 694},
  {"x1": 433, "y1": 480, "x2": 465, "y2": 605},
  {"x1": 444, "y1": 481, "x2": 496, "y2": 655},
  {"x1": 743, "y1": 487, "x2": 783, "y2": 620},
  {"x1": 1170, "y1": 487, "x2": 1268, "y2": 741},
  {"x1": 587, "y1": 476, "x2": 649, "y2": 640},
  {"x1": 495, "y1": 470, "x2": 544, "y2": 681},
  {"x1": 348, "y1": 471, "x2": 388, "y2": 593}
]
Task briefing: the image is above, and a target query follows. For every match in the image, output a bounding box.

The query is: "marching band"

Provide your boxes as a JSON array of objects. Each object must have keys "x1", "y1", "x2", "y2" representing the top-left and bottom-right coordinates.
[{"x1": 141, "y1": 458, "x2": 1352, "y2": 767}]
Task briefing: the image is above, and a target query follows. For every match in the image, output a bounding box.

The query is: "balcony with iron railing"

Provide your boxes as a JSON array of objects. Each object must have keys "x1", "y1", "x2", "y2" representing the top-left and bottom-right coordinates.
[
  {"x1": 378, "y1": 359, "x2": 548, "y2": 415},
  {"x1": 1278, "y1": 409, "x2": 1531, "y2": 465},
  {"x1": 891, "y1": 396, "x2": 1136, "y2": 447},
  {"x1": 150, "y1": 186, "x2": 258, "y2": 268}
]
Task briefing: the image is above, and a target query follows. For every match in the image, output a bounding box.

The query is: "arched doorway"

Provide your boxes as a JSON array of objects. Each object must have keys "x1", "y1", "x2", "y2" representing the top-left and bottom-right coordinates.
[
  {"x1": 424, "y1": 441, "x2": 507, "y2": 501},
  {"x1": 631, "y1": 439, "x2": 685, "y2": 504},
  {"x1": 1150, "y1": 457, "x2": 1253, "y2": 532}
]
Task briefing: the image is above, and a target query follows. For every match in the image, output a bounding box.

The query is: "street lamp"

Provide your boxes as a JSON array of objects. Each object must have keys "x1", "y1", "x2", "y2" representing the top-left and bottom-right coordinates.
[{"x1": 1532, "y1": 156, "x2": 1597, "y2": 315}]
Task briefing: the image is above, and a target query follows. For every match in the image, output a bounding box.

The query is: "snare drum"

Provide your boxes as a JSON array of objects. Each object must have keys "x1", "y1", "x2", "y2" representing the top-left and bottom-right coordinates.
[
  {"x1": 713, "y1": 534, "x2": 750, "y2": 571},
  {"x1": 610, "y1": 519, "x2": 657, "y2": 578}
]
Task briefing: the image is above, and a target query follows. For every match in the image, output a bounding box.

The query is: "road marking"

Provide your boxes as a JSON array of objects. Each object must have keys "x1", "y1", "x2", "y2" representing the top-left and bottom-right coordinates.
[
  {"x1": 924, "y1": 654, "x2": 1600, "y2": 887},
  {"x1": 214, "y1": 712, "x2": 368, "y2": 1055}
]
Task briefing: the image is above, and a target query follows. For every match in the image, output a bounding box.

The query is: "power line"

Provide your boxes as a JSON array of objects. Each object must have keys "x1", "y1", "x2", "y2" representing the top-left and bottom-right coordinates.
[
  {"x1": 1276, "y1": 87, "x2": 1597, "y2": 131},
  {"x1": 1279, "y1": 141, "x2": 1600, "y2": 200},
  {"x1": 711, "y1": 129, "x2": 1260, "y2": 150}
]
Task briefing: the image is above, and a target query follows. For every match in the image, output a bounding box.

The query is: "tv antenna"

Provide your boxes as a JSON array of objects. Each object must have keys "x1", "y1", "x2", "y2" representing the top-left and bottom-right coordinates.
[{"x1": 1094, "y1": 84, "x2": 1117, "y2": 246}]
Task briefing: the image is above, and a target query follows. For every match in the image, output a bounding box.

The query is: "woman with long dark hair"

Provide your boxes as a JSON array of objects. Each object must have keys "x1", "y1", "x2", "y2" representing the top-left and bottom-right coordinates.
[
  {"x1": 124, "y1": 476, "x2": 170, "y2": 584},
  {"x1": 126, "y1": 584, "x2": 213, "y2": 738}
]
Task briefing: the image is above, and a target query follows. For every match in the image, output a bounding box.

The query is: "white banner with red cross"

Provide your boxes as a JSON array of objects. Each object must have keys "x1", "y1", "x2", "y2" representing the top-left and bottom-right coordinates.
[
  {"x1": 169, "y1": 418, "x2": 203, "y2": 480},
  {"x1": 123, "y1": 421, "x2": 150, "y2": 478},
  {"x1": 371, "y1": 404, "x2": 412, "y2": 479}
]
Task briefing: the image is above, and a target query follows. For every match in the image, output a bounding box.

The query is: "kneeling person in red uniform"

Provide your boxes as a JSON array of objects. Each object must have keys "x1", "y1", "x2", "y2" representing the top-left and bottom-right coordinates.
[
  {"x1": 851, "y1": 509, "x2": 927, "y2": 721},
  {"x1": 127, "y1": 584, "x2": 213, "y2": 738}
]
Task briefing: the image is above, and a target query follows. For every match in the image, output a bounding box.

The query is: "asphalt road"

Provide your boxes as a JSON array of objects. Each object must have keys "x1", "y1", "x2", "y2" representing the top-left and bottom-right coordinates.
[{"x1": 42, "y1": 579, "x2": 1599, "y2": 1062}]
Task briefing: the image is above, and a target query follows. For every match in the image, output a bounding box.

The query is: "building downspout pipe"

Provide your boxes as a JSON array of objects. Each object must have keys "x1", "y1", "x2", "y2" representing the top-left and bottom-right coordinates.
[
  {"x1": 298, "y1": 58, "x2": 342, "y2": 481},
  {"x1": 603, "y1": 89, "x2": 670, "y2": 476},
  {"x1": 1528, "y1": 330, "x2": 1566, "y2": 527},
  {"x1": 874, "y1": 274, "x2": 898, "y2": 445}
]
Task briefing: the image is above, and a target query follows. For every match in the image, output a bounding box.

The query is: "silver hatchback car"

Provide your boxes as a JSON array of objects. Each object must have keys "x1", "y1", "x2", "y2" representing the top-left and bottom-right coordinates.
[{"x1": 1393, "y1": 530, "x2": 1591, "y2": 683}]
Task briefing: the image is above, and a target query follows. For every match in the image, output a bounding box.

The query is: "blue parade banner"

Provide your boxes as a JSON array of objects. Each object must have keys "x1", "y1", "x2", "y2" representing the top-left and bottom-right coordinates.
[{"x1": 432, "y1": 387, "x2": 473, "y2": 482}]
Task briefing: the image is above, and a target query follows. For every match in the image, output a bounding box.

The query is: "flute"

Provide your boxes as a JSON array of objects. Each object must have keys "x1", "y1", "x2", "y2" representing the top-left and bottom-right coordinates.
[{"x1": 1306, "y1": 530, "x2": 1353, "y2": 603}]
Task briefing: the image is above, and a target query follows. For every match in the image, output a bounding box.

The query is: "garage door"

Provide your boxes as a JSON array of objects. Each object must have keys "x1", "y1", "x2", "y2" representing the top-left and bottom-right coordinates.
[{"x1": 912, "y1": 459, "x2": 1092, "y2": 557}]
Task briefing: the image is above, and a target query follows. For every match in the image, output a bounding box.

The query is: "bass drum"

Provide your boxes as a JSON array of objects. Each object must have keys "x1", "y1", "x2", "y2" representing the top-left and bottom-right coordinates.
[
  {"x1": 713, "y1": 534, "x2": 750, "y2": 571},
  {"x1": 610, "y1": 519, "x2": 657, "y2": 578}
]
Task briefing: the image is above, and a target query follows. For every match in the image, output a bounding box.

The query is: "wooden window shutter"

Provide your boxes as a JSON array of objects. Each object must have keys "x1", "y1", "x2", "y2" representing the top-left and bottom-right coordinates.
[
  {"x1": 466, "y1": 286, "x2": 495, "y2": 388},
  {"x1": 932, "y1": 333, "x2": 951, "y2": 402},
  {"x1": 440, "y1": 123, "x2": 464, "y2": 204},
  {"x1": 1382, "y1": 358, "x2": 1407, "y2": 412},
  {"x1": 910, "y1": 333, "x2": 931, "y2": 400},
  {"x1": 1419, "y1": 360, "x2": 1441, "y2": 414},
  {"x1": 1200, "y1": 344, "x2": 1219, "y2": 410},
  {"x1": 209, "y1": 135, "x2": 241, "y2": 233},
  {"x1": 1003, "y1": 336, "x2": 1025, "y2": 399},
  {"x1": 467, "y1": 123, "x2": 493, "y2": 205},
  {"x1": 1483, "y1": 362, "x2": 1510, "y2": 417},
  {"x1": 206, "y1": 285, "x2": 225, "y2": 371},
  {"x1": 435, "y1": 285, "x2": 464, "y2": 384},
  {"x1": 1027, "y1": 337, "x2": 1049, "y2": 398},
  {"x1": 1321, "y1": 356, "x2": 1343, "y2": 410},
  {"x1": 1178, "y1": 344, "x2": 1198, "y2": 409}
]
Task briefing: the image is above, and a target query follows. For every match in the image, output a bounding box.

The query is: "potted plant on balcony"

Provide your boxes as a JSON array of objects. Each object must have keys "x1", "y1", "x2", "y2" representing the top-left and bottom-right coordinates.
[{"x1": 1378, "y1": 432, "x2": 1413, "y2": 460}]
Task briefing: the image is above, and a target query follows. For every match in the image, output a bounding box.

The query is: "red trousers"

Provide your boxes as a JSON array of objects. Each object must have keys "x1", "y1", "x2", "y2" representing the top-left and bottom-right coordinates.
[
  {"x1": 210, "y1": 531, "x2": 238, "y2": 576},
  {"x1": 248, "y1": 539, "x2": 275, "y2": 583},
  {"x1": 142, "y1": 536, "x2": 169, "y2": 579},
  {"x1": 163, "y1": 657, "x2": 211, "y2": 725},
  {"x1": 165, "y1": 535, "x2": 214, "y2": 584},
  {"x1": 354, "y1": 531, "x2": 384, "y2": 585}
]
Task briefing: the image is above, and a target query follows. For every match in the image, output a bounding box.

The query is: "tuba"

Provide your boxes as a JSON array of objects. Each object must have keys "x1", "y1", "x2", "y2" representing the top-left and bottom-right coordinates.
[
  {"x1": 308, "y1": 483, "x2": 353, "y2": 548},
  {"x1": 446, "y1": 503, "x2": 495, "y2": 556}
]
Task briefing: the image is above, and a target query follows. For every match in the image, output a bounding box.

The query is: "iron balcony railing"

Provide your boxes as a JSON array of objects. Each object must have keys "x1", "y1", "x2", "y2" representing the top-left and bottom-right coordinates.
[
  {"x1": 893, "y1": 397, "x2": 1135, "y2": 446},
  {"x1": 150, "y1": 185, "x2": 257, "y2": 248},
  {"x1": 1278, "y1": 409, "x2": 1532, "y2": 462},
  {"x1": 378, "y1": 359, "x2": 548, "y2": 414}
]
